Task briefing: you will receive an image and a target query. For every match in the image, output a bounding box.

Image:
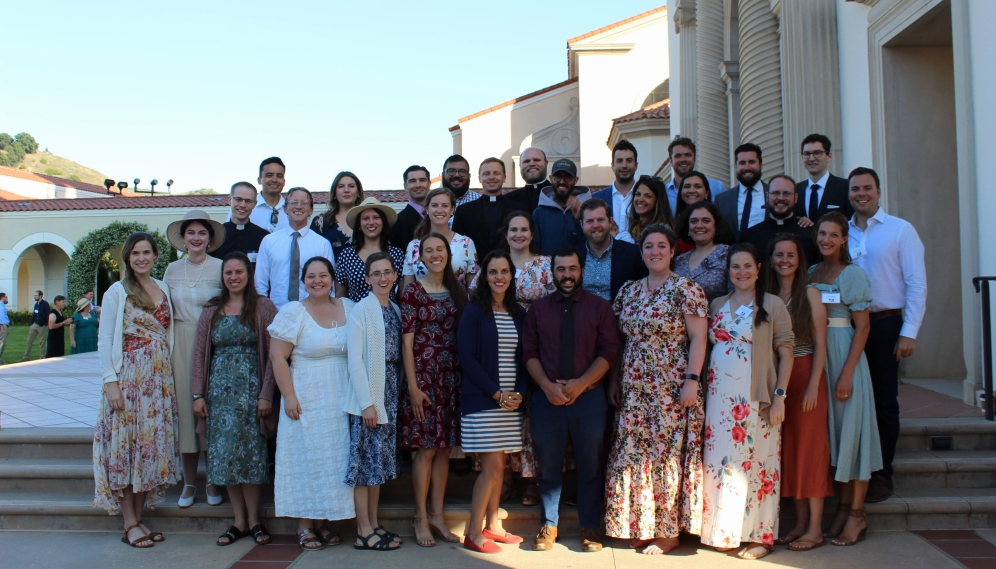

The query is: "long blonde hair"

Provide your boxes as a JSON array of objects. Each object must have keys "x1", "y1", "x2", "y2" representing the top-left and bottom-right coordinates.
[{"x1": 120, "y1": 232, "x2": 160, "y2": 310}]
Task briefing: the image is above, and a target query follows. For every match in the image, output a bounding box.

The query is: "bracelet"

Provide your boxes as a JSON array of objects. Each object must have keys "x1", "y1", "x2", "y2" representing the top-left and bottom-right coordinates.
[
  {"x1": 685, "y1": 373, "x2": 700, "y2": 382},
  {"x1": 191, "y1": 394, "x2": 204, "y2": 401},
  {"x1": 497, "y1": 390, "x2": 506, "y2": 407}
]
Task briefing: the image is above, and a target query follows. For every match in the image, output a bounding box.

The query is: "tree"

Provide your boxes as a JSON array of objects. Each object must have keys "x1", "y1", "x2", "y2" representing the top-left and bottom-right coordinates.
[
  {"x1": 0, "y1": 133, "x2": 12, "y2": 150},
  {"x1": 14, "y1": 133, "x2": 38, "y2": 154}
]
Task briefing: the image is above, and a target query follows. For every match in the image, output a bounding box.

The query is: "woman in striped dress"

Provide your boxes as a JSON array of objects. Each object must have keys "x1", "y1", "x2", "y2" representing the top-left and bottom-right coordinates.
[{"x1": 458, "y1": 251, "x2": 527, "y2": 554}]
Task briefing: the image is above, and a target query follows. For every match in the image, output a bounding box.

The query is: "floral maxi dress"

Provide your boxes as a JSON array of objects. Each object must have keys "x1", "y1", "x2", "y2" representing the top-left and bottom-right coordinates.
[
  {"x1": 93, "y1": 295, "x2": 181, "y2": 514},
  {"x1": 604, "y1": 275, "x2": 708, "y2": 539},
  {"x1": 700, "y1": 300, "x2": 780, "y2": 548}
]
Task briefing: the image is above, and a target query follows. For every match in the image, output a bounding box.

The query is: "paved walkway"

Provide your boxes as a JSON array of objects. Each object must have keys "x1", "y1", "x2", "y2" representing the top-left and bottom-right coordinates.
[{"x1": 0, "y1": 528, "x2": 992, "y2": 569}]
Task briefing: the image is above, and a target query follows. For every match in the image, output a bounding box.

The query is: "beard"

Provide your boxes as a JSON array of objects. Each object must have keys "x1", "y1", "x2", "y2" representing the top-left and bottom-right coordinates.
[
  {"x1": 615, "y1": 171, "x2": 634, "y2": 185},
  {"x1": 769, "y1": 203, "x2": 794, "y2": 220},
  {"x1": 522, "y1": 168, "x2": 547, "y2": 185},
  {"x1": 554, "y1": 275, "x2": 580, "y2": 296},
  {"x1": 442, "y1": 178, "x2": 468, "y2": 198},
  {"x1": 736, "y1": 168, "x2": 762, "y2": 188}
]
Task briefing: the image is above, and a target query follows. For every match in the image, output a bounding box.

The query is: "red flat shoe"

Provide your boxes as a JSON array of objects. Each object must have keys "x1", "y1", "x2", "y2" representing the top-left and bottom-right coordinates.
[
  {"x1": 464, "y1": 537, "x2": 502, "y2": 554},
  {"x1": 483, "y1": 529, "x2": 523, "y2": 544}
]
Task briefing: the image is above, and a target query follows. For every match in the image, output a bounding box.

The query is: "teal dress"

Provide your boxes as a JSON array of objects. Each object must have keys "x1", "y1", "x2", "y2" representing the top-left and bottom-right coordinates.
[
  {"x1": 206, "y1": 316, "x2": 268, "y2": 485},
  {"x1": 71, "y1": 312, "x2": 99, "y2": 354},
  {"x1": 808, "y1": 264, "x2": 883, "y2": 483}
]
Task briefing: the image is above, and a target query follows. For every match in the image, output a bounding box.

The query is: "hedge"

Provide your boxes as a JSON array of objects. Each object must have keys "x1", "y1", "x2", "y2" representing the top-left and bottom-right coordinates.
[
  {"x1": 66, "y1": 221, "x2": 172, "y2": 303},
  {"x1": 7, "y1": 310, "x2": 32, "y2": 326}
]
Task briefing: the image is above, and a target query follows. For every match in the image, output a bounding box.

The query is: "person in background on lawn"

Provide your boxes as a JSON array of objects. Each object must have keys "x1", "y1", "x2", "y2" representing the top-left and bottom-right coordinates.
[
  {"x1": 46, "y1": 295, "x2": 69, "y2": 358},
  {"x1": 21, "y1": 290, "x2": 49, "y2": 361},
  {"x1": 0, "y1": 292, "x2": 9, "y2": 365},
  {"x1": 71, "y1": 297, "x2": 100, "y2": 355},
  {"x1": 84, "y1": 288, "x2": 101, "y2": 316}
]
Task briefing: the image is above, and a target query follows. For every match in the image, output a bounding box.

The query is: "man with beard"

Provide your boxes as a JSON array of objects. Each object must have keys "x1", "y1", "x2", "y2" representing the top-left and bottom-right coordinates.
[
  {"x1": 532, "y1": 159, "x2": 592, "y2": 255},
  {"x1": 441, "y1": 155, "x2": 480, "y2": 221},
  {"x1": 211, "y1": 181, "x2": 270, "y2": 271},
  {"x1": 391, "y1": 165, "x2": 431, "y2": 249},
  {"x1": 740, "y1": 175, "x2": 818, "y2": 265},
  {"x1": 664, "y1": 137, "x2": 726, "y2": 213},
  {"x1": 592, "y1": 140, "x2": 639, "y2": 238},
  {"x1": 522, "y1": 247, "x2": 620, "y2": 554},
  {"x1": 715, "y1": 143, "x2": 766, "y2": 240},
  {"x1": 453, "y1": 157, "x2": 519, "y2": 257},
  {"x1": 227, "y1": 157, "x2": 290, "y2": 233},
  {"x1": 574, "y1": 199, "x2": 647, "y2": 301},
  {"x1": 794, "y1": 133, "x2": 854, "y2": 223},
  {"x1": 507, "y1": 146, "x2": 554, "y2": 214}
]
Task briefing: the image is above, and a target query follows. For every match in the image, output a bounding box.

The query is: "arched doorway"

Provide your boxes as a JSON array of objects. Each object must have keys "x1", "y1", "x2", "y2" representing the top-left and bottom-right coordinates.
[{"x1": 5, "y1": 234, "x2": 75, "y2": 312}]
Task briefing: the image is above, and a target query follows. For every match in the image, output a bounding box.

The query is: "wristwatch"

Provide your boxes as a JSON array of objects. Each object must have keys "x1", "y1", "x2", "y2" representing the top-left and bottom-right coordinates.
[
  {"x1": 192, "y1": 394, "x2": 204, "y2": 401},
  {"x1": 774, "y1": 388, "x2": 787, "y2": 398}
]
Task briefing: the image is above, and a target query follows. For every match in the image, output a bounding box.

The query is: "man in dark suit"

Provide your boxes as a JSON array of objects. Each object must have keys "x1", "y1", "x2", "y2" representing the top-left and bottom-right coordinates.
[
  {"x1": 794, "y1": 133, "x2": 854, "y2": 223},
  {"x1": 211, "y1": 181, "x2": 270, "y2": 271},
  {"x1": 506, "y1": 146, "x2": 553, "y2": 214},
  {"x1": 741, "y1": 175, "x2": 818, "y2": 264},
  {"x1": 574, "y1": 198, "x2": 647, "y2": 301},
  {"x1": 453, "y1": 157, "x2": 520, "y2": 257},
  {"x1": 714, "y1": 143, "x2": 767, "y2": 241},
  {"x1": 390, "y1": 165, "x2": 430, "y2": 249}
]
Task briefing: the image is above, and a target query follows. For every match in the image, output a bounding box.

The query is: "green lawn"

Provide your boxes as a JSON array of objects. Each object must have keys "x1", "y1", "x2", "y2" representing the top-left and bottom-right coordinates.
[{"x1": 1, "y1": 325, "x2": 50, "y2": 363}]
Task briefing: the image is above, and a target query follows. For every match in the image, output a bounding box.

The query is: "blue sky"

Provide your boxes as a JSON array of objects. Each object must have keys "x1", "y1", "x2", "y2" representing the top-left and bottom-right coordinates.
[{"x1": 2, "y1": 1, "x2": 664, "y2": 194}]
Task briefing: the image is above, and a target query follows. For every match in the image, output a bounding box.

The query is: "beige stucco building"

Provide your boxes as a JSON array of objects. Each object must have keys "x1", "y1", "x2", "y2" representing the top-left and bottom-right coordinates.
[{"x1": 449, "y1": 6, "x2": 674, "y2": 186}]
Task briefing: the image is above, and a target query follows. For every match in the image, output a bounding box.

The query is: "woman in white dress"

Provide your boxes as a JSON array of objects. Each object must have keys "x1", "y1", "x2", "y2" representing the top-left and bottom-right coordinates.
[
  {"x1": 163, "y1": 210, "x2": 225, "y2": 508},
  {"x1": 402, "y1": 188, "x2": 479, "y2": 291},
  {"x1": 700, "y1": 244, "x2": 794, "y2": 560},
  {"x1": 268, "y1": 256, "x2": 355, "y2": 551}
]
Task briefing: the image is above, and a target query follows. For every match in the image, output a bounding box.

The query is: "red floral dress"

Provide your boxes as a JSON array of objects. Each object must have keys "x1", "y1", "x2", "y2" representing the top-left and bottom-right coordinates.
[
  {"x1": 700, "y1": 299, "x2": 780, "y2": 548},
  {"x1": 604, "y1": 275, "x2": 708, "y2": 539},
  {"x1": 399, "y1": 281, "x2": 460, "y2": 449}
]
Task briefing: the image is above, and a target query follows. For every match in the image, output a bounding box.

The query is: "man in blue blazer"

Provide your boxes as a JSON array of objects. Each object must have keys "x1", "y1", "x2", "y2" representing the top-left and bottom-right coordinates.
[
  {"x1": 714, "y1": 142, "x2": 767, "y2": 241},
  {"x1": 794, "y1": 133, "x2": 854, "y2": 223},
  {"x1": 574, "y1": 198, "x2": 648, "y2": 301}
]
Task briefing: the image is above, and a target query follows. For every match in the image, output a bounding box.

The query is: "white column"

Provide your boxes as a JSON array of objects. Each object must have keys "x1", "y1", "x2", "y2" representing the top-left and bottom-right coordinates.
[
  {"x1": 738, "y1": 0, "x2": 784, "y2": 177},
  {"x1": 674, "y1": 0, "x2": 699, "y2": 140},
  {"x1": 695, "y1": 0, "x2": 731, "y2": 185}
]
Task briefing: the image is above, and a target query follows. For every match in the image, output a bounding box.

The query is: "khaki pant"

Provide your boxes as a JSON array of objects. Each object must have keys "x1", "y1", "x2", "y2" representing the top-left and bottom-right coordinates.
[
  {"x1": 23, "y1": 323, "x2": 47, "y2": 360},
  {"x1": 0, "y1": 324, "x2": 8, "y2": 361}
]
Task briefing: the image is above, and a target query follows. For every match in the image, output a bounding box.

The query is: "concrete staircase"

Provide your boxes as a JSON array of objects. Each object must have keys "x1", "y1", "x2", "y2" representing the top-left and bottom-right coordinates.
[{"x1": 1, "y1": 419, "x2": 994, "y2": 535}]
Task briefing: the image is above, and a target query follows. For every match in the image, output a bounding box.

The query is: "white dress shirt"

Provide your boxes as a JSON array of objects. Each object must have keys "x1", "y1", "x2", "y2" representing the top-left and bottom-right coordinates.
[
  {"x1": 665, "y1": 177, "x2": 726, "y2": 213},
  {"x1": 737, "y1": 181, "x2": 766, "y2": 230},
  {"x1": 254, "y1": 226, "x2": 334, "y2": 310},
  {"x1": 848, "y1": 207, "x2": 927, "y2": 339},
  {"x1": 227, "y1": 193, "x2": 290, "y2": 233},
  {"x1": 804, "y1": 171, "x2": 830, "y2": 215},
  {"x1": 607, "y1": 181, "x2": 635, "y2": 238}
]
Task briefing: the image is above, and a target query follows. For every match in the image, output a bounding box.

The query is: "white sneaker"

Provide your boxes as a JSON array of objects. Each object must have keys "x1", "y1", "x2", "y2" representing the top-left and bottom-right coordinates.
[{"x1": 177, "y1": 485, "x2": 196, "y2": 508}]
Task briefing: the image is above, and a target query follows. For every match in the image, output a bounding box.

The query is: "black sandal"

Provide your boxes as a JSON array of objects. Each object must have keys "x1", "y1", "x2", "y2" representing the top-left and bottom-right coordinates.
[
  {"x1": 355, "y1": 532, "x2": 400, "y2": 551},
  {"x1": 317, "y1": 526, "x2": 341, "y2": 546},
  {"x1": 217, "y1": 525, "x2": 247, "y2": 547},
  {"x1": 251, "y1": 524, "x2": 271, "y2": 545},
  {"x1": 298, "y1": 529, "x2": 324, "y2": 551},
  {"x1": 374, "y1": 525, "x2": 403, "y2": 544}
]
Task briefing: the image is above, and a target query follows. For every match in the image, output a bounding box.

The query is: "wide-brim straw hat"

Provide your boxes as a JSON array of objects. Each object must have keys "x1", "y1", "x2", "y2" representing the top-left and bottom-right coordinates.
[
  {"x1": 345, "y1": 197, "x2": 399, "y2": 231},
  {"x1": 167, "y1": 210, "x2": 227, "y2": 252},
  {"x1": 75, "y1": 297, "x2": 91, "y2": 313}
]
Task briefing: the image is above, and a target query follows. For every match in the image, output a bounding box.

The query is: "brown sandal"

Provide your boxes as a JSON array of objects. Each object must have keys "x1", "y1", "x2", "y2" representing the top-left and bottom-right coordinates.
[
  {"x1": 773, "y1": 532, "x2": 801, "y2": 546},
  {"x1": 136, "y1": 519, "x2": 164, "y2": 542},
  {"x1": 824, "y1": 502, "x2": 851, "y2": 538},
  {"x1": 788, "y1": 538, "x2": 828, "y2": 551},
  {"x1": 736, "y1": 543, "x2": 773, "y2": 559},
  {"x1": 831, "y1": 509, "x2": 867, "y2": 546},
  {"x1": 121, "y1": 523, "x2": 154, "y2": 548}
]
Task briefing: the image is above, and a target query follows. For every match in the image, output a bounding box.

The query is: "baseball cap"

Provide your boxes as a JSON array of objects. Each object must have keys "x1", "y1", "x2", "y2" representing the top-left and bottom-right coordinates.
[{"x1": 551, "y1": 158, "x2": 577, "y2": 178}]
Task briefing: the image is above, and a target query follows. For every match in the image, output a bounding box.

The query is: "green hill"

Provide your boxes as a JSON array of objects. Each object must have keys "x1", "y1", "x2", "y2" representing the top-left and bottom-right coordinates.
[{"x1": 19, "y1": 151, "x2": 108, "y2": 186}]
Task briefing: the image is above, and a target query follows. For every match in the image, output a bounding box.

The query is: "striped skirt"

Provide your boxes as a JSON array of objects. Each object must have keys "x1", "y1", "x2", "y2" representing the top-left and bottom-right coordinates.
[{"x1": 461, "y1": 312, "x2": 524, "y2": 453}]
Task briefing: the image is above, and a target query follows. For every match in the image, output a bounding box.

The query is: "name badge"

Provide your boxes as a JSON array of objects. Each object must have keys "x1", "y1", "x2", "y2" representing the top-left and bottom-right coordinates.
[
  {"x1": 850, "y1": 240, "x2": 867, "y2": 259},
  {"x1": 821, "y1": 292, "x2": 841, "y2": 304},
  {"x1": 248, "y1": 251, "x2": 258, "y2": 263},
  {"x1": 735, "y1": 305, "x2": 753, "y2": 319}
]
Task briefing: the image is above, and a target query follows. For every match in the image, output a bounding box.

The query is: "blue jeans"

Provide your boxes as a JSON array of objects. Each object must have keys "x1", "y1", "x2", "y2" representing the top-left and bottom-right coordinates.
[{"x1": 529, "y1": 386, "x2": 606, "y2": 528}]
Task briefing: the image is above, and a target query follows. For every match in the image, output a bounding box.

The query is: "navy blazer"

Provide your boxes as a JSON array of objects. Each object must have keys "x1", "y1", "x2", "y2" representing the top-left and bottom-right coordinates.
[
  {"x1": 458, "y1": 303, "x2": 528, "y2": 416},
  {"x1": 714, "y1": 182, "x2": 768, "y2": 240},
  {"x1": 575, "y1": 238, "x2": 649, "y2": 301},
  {"x1": 794, "y1": 173, "x2": 854, "y2": 221}
]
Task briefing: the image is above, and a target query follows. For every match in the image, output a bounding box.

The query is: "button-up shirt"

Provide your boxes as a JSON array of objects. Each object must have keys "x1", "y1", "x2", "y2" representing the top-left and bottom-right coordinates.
[
  {"x1": 804, "y1": 171, "x2": 830, "y2": 216},
  {"x1": 0, "y1": 301, "x2": 9, "y2": 325},
  {"x1": 848, "y1": 207, "x2": 927, "y2": 339},
  {"x1": 583, "y1": 242, "x2": 613, "y2": 301},
  {"x1": 606, "y1": 181, "x2": 634, "y2": 237},
  {"x1": 666, "y1": 177, "x2": 726, "y2": 213},
  {"x1": 254, "y1": 226, "x2": 334, "y2": 310},
  {"x1": 228, "y1": 193, "x2": 290, "y2": 233},
  {"x1": 522, "y1": 289, "x2": 620, "y2": 383},
  {"x1": 737, "y1": 181, "x2": 766, "y2": 230}
]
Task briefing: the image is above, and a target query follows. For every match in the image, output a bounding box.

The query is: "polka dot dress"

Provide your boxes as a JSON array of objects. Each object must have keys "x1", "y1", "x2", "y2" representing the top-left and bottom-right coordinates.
[{"x1": 334, "y1": 245, "x2": 405, "y2": 303}]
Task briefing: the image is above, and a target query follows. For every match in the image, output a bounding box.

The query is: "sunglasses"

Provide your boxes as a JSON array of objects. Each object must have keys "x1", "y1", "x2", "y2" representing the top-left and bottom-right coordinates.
[{"x1": 270, "y1": 209, "x2": 279, "y2": 226}]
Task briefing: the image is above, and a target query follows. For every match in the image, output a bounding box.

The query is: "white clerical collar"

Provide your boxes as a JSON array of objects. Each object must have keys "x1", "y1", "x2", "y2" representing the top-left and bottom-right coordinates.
[{"x1": 235, "y1": 224, "x2": 245, "y2": 230}]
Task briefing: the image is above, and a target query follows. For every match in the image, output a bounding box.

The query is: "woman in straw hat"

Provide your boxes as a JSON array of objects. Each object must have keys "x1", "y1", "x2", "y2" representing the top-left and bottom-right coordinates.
[
  {"x1": 70, "y1": 296, "x2": 99, "y2": 354},
  {"x1": 334, "y1": 197, "x2": 404, "y2": 303},
  {"x1": 163, "y1": 210, "x2": 227, "y2": 508}
]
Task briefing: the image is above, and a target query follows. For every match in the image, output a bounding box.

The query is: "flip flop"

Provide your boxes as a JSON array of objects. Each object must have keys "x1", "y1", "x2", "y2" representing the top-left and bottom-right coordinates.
[
  {"x1": 788, "y1": 538, "x2": 828, "y2": 551},
  {"x1": 774, "y1": 532, "x2": 801, "y2": 546}
]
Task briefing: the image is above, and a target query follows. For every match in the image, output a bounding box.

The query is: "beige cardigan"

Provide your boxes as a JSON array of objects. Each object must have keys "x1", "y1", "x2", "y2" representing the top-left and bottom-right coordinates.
[
  {"x1": 98, "y1": 280, "x2": 174, "y2": 384},
  {"x1": 709, "y1": 292, "x2": 794, "y2": 411}
]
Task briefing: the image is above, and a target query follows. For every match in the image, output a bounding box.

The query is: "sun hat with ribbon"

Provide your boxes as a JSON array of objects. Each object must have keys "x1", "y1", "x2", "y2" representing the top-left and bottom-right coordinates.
[
  {"x1": 345, "y1": 197, "x2": 399, "y2": 230},
  {"x1": 75, "y1": 297, "x2": 92, "y2": 314},
  {"x1": 166, "y1": 210, "x2": 227, "y2": 252}
]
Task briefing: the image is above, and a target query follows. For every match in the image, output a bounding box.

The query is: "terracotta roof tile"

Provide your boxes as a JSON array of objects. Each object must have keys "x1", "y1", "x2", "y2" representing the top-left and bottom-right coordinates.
[
  {"x1": 567, "y1": 5, "x2": 667, "y2": 44},
  {"x1": 457, "y1": 77, "x2": 579, "y2": 124},
  {"x1": 0, "y1": 166, "x2": 141, "y2": 196},
  {"x1": 612, "y1": 99, "x2": 670, "y2": 124}
]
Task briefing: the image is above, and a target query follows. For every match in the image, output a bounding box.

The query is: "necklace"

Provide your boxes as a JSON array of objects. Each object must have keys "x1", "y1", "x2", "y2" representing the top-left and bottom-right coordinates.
[
  {"x1": 183, "y1": 256, "x2": 207, "y2": 288},
  {"x1": 817, "y1": 261, "x2": 841, "y2": 285}
]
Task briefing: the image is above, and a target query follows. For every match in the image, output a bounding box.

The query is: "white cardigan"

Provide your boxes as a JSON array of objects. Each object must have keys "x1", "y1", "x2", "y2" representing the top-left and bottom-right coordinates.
[
  {"x1": 344, "y1": 294, "x2": 400, "y2": 424},
  {"x1": 98, "y1": 280, "x2": 174, "y2": 384}
]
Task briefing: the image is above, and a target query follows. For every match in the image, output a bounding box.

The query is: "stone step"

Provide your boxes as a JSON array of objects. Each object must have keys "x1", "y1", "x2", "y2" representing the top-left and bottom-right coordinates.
[
  {"x1": 0, "y1": 428, "x2": 94, "y2": 459},
  {"x1": 893, "y1": 450, "x2": 996, "y2": 489},
  {"x1": 897, "y1": 418, "x2": 996, "y2": 452}
]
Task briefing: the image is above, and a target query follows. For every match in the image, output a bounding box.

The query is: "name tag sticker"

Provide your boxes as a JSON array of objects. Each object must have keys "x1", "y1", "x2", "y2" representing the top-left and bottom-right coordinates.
[
  {"x1": 248, "y1": 252, "x2": 258, "y2": 262},
  {"x1": 821, "y1": 292, "x2": 841, "y2": 304},
  {"x1": 827, "y1": 204, "x2": 840, "y2": 209},
  {"x1": 851, "y1": 241, "x2": 867, "y2": 259},
  {"x1": 735, "y1": 305, "x2": 753, "y2": 319}
]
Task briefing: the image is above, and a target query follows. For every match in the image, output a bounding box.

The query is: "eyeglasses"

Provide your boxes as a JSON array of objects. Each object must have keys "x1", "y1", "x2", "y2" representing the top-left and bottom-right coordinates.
[
  {"x1": 445, "y1": 168, "x2": 469, "y2": 176},
  {"x1": 286, "y1": 200, "x2": 310, "y2": 208},
  {"x1": 231, "y1": 197, "x2": 254, "y2": 205},
  {"x1": 370, "y1": 270, "x2": 396, "y2": 279},
  {"x1": 801, "y1": 150, "x2": 826, "y2": 159}
]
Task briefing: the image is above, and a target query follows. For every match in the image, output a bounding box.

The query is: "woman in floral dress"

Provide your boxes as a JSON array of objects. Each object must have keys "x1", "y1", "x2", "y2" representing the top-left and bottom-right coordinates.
[
  {"x1": 401, "y1": 233, "x2": 467, "y2": 546},
  {"x1": 402, "y1": 188, "x2": 479, "y2": 291},
  {"x1": 701, "y1": 244, "x2": 794, "y2": 560},
  {"x1": 604, "y1": 224, "x2": 709, "y2": 555},
  {"x1": 94, "y1": 232, "x2": 180, "y2": 548}
]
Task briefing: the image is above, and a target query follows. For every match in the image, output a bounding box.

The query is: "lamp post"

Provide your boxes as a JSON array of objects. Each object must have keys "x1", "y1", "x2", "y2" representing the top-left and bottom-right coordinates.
[
  {"x1": 150, "y1": 179, "x2": 158, "y2": 195},
  {"x1": 117, "y1": 181, "x2": 128, "y2": 193},
  {"x1": 133, "y1": 178, "x2": 140, "y2": 192},
  {"x1": 104, "y1": 179, "x2": 116, "y2": 194},
  {"x1": 166, "y1": 179, "x2": 174, "y2": 193}
]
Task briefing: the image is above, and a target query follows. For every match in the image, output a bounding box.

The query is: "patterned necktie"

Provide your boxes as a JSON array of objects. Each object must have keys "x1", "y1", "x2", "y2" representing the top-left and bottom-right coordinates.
[
  {"x1": 288, "y1": 231, "x2": 300, "y2": 302},
  {"x1": 808, "y1": 184, "x2": 821, "y2": 221},
  {"x1": 740, "y1": 187, "x2": 753, "y2": 235},
  {"x1": 559, "y1": 296, "x2": 575, "y2": 380}
]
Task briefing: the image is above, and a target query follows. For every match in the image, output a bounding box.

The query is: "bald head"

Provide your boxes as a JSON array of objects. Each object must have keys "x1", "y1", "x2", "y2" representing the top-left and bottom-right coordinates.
[{"x1": 520, "y1": 147, "x2": 548, "y2": 185}]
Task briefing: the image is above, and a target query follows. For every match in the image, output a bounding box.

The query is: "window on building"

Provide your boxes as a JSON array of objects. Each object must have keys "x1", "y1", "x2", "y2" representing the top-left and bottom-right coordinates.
[{"x1": 641, "y1": 79, "x2": 670, "y2": 108}]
